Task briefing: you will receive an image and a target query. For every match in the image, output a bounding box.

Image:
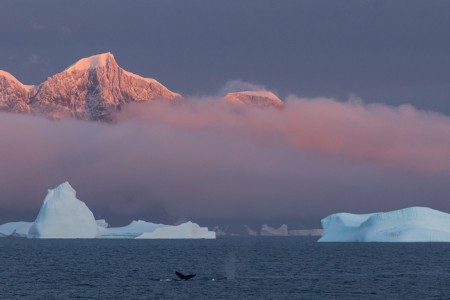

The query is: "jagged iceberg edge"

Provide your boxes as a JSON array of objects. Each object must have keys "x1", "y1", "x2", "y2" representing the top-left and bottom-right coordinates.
[
  {"x1": 319, "y1": 206, "x2": 450, "y2": 242},
  {"x1": 0, "y1": 181, "x2": 216, "y2": 239}
]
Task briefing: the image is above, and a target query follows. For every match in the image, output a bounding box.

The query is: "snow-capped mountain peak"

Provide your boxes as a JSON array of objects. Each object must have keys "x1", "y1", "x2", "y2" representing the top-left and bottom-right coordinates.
[
  {"x1": 0, "y1": 70, "x2": 21, "y2": 83},
  {"x1": 26, "y1": 52, "x2": 181, "y2": 121},
  {"x1": 224, "y1": 90, "x2": 283, "y2": 108},
  {"x1": 0, "y1": 70, "x2": 33, "y2": 113},
  {"x1": 0, "y1": 70, "x2": 34, "y2": 91},
  {"x1": 65, "y1": 52, "x2": 116, "y2": 72}
]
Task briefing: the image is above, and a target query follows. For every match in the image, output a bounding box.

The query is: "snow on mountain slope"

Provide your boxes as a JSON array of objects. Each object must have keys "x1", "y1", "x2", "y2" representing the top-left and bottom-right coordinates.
[
  {"x1": 319, "y1": 207, "x2": 450, "y2": 242},
  {"x1": 29, "y1": 52, "x2": 180, "y2": 121},
  {"x1": 28, "y1": 182, "x2": 98, "y2": 239},
  {"x1": 0, "y1": 70, "x2": 33, "y2": 113},
  {"x1": 65, "y1": 52, "x2": 115, "y2": 72},
  {"x1": 224, "y1": 90, "x2": 283, "y2": 108}
]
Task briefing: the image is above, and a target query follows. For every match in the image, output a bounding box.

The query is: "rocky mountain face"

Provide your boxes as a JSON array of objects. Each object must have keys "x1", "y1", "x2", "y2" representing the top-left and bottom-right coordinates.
[
  {"x1": 0, "y1": 53, "x2": 180, "y2": 121},
  {"x1": 0, "y1": 71, "x2": 33, "y2": 113},
  {"x1": 224, "y1": 90, "x2": 283, "y2": 108}
]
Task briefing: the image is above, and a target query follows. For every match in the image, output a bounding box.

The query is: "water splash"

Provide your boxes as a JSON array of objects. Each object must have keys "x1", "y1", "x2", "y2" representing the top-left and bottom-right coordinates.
[{"x1": 223, "y1": 252, "x2": 237, "y2": 280}]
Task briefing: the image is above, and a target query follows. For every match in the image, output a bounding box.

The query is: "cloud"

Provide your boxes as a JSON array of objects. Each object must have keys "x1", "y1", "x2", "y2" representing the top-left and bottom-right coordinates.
[
  {"x1": 217, "y1": 80, "x2": 269, "y2": 96},
  {"x1": 118, "y1": 96, "x2": 450, "y2": 172},
  {"x1": 28, "y1": 53, "x2": 43, "y2": 64},
  {"x1": 30, "y1": 21, "x2": 72, "y2": 38},
  {"x1": 0, "y1": 96, "x2": 449, "y2": 227}
]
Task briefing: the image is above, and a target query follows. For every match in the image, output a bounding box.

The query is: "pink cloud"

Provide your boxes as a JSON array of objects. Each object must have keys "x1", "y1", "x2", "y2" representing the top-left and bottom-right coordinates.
[
  {"x1": 118, "y1": 96, "x2": 450, "y2": 172},
  {"x1": 0, "y1": 96, "x2": 449, "y2": 225}
]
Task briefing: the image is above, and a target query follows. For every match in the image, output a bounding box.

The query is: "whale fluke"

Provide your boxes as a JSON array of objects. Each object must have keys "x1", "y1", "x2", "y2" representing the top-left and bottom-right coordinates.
[{"x1": 175, "y1": 272, "x2": 196, "y2": 280}]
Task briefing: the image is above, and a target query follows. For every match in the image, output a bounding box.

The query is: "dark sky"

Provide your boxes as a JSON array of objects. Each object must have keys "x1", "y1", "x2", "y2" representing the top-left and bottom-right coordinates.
[{"x1": 1, "y1": 0, "x2": 450, "y2": 113}]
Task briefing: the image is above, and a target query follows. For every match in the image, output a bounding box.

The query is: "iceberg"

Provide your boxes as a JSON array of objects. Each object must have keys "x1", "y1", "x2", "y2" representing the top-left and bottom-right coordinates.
[
  {"x1": 260, "y1": 224, "x2": 289, "y2": 236},
  {"x1": 136, "y1": 221, "x2": 216, "y2": 239},
  {"x1": 244, "y1": 225, "x2": 258, "y2": 236},
  {"x1": 0, "y1": 181, "x2": 216, "y2": 240},
  {"x1": 319, "y1": 207, "x2": 450, "y2": 242},
  {"x1": 0, "y1": 221, "x2": 33, "y2": 237},
  {"x1": 28, "y1": 182, "x2": 98, "y2": 238},
  {"x1": 212, "y1": 225, "x2": 226, "y2": 236},
  {"x1": 96, "y1": 219, "x2": 109, "y2": 229},
  {"x1": 98, "y1": 220, "x2": 167, "y2": 238}
]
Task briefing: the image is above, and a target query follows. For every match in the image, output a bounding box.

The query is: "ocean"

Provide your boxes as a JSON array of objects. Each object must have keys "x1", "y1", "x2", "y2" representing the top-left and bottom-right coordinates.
[{"x1": 1, "y1": 237, "x2": 450, "y2": 299}]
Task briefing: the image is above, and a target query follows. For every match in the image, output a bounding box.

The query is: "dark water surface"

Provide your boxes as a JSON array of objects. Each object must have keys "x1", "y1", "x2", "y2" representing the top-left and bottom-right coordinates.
[{"x1": 1, "y1": 237, "x2": 450, "y2": 299}]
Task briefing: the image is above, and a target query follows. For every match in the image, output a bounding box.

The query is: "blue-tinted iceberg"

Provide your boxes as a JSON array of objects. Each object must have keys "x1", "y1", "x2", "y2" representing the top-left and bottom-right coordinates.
[
  {"x1": 98, "y1": 220, "x2": 168, "y2": 239},
  {"x1": 28, "y1": 182, "x2": 98, "y2": 238},
  {"x1": 0, "y1": 181, "x2": 216, "y2": 239},
  {"x1": 0, "y1": 221, "x2": 33, "y2": 237},
  {"x1": 319, "y1": 207, "x2": 450, "y2": 242},
  {"x1": 136, "y1": 221, "x2": 216, "y2": 239}
]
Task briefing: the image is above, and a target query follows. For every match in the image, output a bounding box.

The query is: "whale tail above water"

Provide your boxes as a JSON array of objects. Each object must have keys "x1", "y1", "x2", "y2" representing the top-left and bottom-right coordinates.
[{"x1": 175, "y1": 272, "x2": 196, "y2": 280}]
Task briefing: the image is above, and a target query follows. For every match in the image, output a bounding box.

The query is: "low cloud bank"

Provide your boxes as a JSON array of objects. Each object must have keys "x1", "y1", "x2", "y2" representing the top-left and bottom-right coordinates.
[{"x1": 0, "y1": 96, "x2": 449, "y2": 225}]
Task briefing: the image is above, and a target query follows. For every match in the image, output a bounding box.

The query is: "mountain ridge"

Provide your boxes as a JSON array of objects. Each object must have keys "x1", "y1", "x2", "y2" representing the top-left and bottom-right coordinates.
[
  {"x1": 0, "y1": 53, "x2": 283, "y2": 121},
  {"x1": 1, "y1": 53, "x2": 181, "y2": 121}
]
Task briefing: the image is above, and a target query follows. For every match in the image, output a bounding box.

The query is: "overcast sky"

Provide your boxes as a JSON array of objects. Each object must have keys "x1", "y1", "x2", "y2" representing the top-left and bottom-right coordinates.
[
  {"x1": 1, "y1": 1, "x2": 450, "y2": 228},
  {"x1": 1, "y1": 0, "x2": 450, "y2": 112}
]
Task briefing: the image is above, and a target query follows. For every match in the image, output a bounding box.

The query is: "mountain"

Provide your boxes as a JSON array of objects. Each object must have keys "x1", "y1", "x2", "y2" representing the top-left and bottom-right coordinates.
[
  {"x1": 0, "y1": 53, "x2": 180, "y2": 121},
  {"x1": 0, "y1": 70, "x2": 33, "y2": 113},
  {"x1": 30, "y1": 53, "x2": 180, "y2": 120},
  {"x1": 224, "y1": 90, "x2": 283, "y2": 108}
]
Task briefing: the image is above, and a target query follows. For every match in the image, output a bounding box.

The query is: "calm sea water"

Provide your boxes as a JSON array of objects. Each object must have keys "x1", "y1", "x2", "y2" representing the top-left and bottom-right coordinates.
[{"x1": 1, "y1": 237, "x2": 450, "y2": 299}]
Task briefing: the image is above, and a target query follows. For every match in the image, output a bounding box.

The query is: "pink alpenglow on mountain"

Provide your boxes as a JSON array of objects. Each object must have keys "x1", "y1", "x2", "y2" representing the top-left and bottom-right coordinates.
[
  {"x1": 0, "y1": 53, "x2": 180, "y2": 121},
  {"x1": 224, "y1": 90, "x2": 283, "y2": 108},
  {"x1": 30, "y1": 52, "x2": 181, "y2": 120},
  {"x1": 0, "y1": 70, "x2": 33, "y2": 113}
]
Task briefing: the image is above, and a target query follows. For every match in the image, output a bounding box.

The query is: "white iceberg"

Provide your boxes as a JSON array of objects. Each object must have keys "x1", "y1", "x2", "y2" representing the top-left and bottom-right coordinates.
[
  {"x1": 98, "y1": 220, "x2": 168, "y2": 238},
  {"x1": 260, "y1": 224, "x2": 289, "y2": 236},
  {"x1": 0, "y1": 181, "x2": 216, "y2": 240},
  {"x1": 319, "y1": 207, "x2": 450, "y2": 242},
  {"x1": 28, "y1": 182, "x2": 98, "y2": 239},
  {"x1": 136, "y1": 221, "x2": 216, "y2": 239},
  {"x1": 244, "y1": 225, "x2": 258, "y2": 236},
  {"x1": 212, "y1": 225, "x2": 226, "y2": 236},
  {"x1": 96, "y1": 219, "x2": 109, "y2": 229},
  {"x1": 0, "y1": 221, "x2": 33, "y2": 237}
]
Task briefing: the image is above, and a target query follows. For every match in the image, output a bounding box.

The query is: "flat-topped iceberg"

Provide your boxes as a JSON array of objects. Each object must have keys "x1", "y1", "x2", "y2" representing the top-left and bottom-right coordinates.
[
  {"x1": 98, "y1": 220, "x2": 168, "y2": 239},
  {"x1": 319, "y1": 207, "x2": 450, "y2": 242},
  {"x1": 28, "y1": 182, "x2": 98, "y2": 238},
  {"x1": 136, "y1": 221, "x2": 215, "y2": 239},
  {"x1": 0, "y1": 221, "x2": 33, "y2": 237}
]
